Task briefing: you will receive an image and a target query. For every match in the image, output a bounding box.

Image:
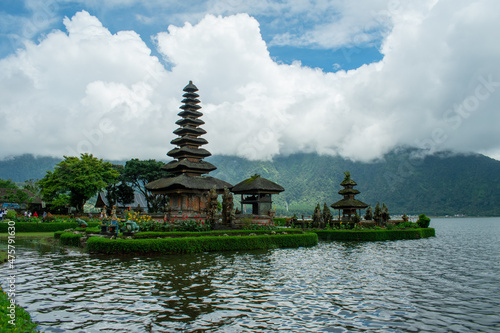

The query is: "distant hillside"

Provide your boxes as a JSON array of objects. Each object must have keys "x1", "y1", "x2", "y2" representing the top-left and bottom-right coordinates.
[
  {"x1": 208, "y1": 150, "x2": 500, "y2": 217},
  {"x1": 2, "y1": 151, "x2": 500, "y2": 216},
  {"x1": 0, "y1": 154, "x2": 61, "y2": 182}
]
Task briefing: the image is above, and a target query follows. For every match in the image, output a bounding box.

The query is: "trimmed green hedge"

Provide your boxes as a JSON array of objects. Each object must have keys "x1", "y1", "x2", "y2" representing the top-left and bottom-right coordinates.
[
  {"x1": 87, "y1": 233, "x2": 318, "y2": 255},
  {"x1": 133, "y1": 229, "x2": 304, "y2": 239},
  {"x1": 75, "y1": 227, "x2": 100, "y2": 234},
  {"x1": 273, "y1": 217, "x2": 288, "y2": 226},
  {"x1": 59, "y1": 232, "x2": 85, "y2": 247},
  {"x1": 315, "y1": 228, "x2": 435, "y2": 241},
  {"x1": 0, "y1": 222, "x2": 100, "y2": 233}
]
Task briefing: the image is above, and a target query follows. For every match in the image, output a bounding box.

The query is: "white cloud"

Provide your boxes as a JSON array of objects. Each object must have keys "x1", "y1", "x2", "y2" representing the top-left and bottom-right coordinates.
[{"x1": 1, "y1": 1, "x2": 499, "y2": 163}]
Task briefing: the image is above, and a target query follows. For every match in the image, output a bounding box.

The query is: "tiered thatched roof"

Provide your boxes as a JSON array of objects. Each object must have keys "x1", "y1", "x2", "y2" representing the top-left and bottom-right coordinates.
[
  {"x1": 232, "y1": 174, "x2": 284, "y2": 194},
  {"x1": 146, "y1": 81, "x2": 232, "y2": 194}
]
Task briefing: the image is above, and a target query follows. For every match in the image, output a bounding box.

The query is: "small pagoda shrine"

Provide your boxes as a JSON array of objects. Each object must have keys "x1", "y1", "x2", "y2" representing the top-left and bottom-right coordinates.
[
  {"x1": 331, "y1": 172, "x2": 368, "y2": 221},
  {"x1": 146, "y1": 81, "x2": 232, "y2": 218},
  {"x1": 231, "y1": 174, "x2": 284, "y2": 222}
]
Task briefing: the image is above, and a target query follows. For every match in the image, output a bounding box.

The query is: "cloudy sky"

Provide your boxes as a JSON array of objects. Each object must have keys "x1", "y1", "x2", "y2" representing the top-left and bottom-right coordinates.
[{"x1": 0, "y1": 0, "x2": 499, "y2": 162}]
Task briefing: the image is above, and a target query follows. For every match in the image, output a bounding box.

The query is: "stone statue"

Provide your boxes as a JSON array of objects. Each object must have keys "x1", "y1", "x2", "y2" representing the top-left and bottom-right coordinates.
[
  {"x1": 222, "y1": 187, "x2": 234, "y2": 225},
  {"x1": 100, "y1": 206, "x2": 107, "y2": 220},
  {"x1": 206, "y1": 186, "x2": 218, "y2": 225},
  {"x1": 312, "y1": 203, "x2": 322, "y2": 228},
  {"x1": 123, "y1": 220, "x2": 140, "y2": 234},
  {"x1": 76, "y1": 218, "x2": 87, "y2": 228}
]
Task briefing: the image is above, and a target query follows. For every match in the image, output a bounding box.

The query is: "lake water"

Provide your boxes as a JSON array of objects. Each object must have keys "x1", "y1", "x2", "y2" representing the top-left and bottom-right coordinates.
[{"x1": 1, "y1": 217, "x2": 500, "y2": 332}]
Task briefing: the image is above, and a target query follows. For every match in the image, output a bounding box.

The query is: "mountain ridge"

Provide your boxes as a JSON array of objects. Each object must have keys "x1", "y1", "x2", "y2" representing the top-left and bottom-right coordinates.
[{"x1": 1, "y1": 151, "x2": 499, "y2": 216}]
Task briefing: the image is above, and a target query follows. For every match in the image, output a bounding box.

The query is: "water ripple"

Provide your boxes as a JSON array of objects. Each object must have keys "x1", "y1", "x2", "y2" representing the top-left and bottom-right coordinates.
[{"x1": 1, "y1": 218, "x2": 500, "y2": 332}]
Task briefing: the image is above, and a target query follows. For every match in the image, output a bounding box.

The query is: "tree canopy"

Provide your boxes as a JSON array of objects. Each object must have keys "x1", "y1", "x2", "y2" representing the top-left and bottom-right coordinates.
[
  {"x1": 122, "y1": 158, "x2": 168, "y2": 212},
  {"x1": 0, "y1": 179, "x2": 18, "y2": 189},
  {"x1": 106, "y1": 165, "x2": 136, "y2": 208},
  {"x1": 39, "y1": 153, "x2": 119, "y2": 213}
]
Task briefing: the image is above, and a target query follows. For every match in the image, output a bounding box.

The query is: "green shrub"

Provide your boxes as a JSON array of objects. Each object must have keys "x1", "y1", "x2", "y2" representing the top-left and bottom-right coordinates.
[
  {"x1": 396, "y1": 221, "x2": 419, "y2": 229},
  {"x1": 0, "y1": 285, "x2": 39, "y2": 332},
  {"x1": 315, "y1": 228, "x2": 435, "y2": 241},
  {"x1": 59, "y1": 232, "x2": 85, "y2": 247},
  {"x1": 5, "y1": 210, "x2": 17, "y2": 220},
  {"x1": 87, "y1": 233, "x2": 318, "y2": 255},
  {"x1": 273, "y1": 217, "x2": 287, "y2": 226},
  {"x1": 417, "y1": 214, "x2": 431, "y2": 228},
  {"x1": 11, "y1": 216, "x2": 42, "y2": 223},
  {"x1": 54, "y1": 231, "x2": 64, "y2": 239},
  {"x1": 419, "y1": 228, "x2": 436, "y2": 238},
  {"x1": 75, "y1": 227, "x2": 100, "y2": 234}
]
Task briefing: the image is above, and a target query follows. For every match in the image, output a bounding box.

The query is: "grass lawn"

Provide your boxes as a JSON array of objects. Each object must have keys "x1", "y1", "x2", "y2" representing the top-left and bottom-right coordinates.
[
  {"x1": 1, "y1": 232, "x2": 57, "y2": 265},
  {"x1": 0, "y1": 232, "x2": 55, "y2": 239}
]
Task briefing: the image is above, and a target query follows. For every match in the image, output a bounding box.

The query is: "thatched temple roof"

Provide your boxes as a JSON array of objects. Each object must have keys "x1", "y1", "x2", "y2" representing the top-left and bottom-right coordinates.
[
  {"x1": 147, "y1": 174, "x2": 232, "y2": 194},
  {"x1": 231, "y1": 174, "x2": 284, "y2": 194}
]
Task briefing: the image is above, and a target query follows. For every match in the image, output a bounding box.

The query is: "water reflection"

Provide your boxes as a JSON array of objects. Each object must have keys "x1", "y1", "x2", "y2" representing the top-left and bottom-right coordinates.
[{"x1": 1, "y1": 218, "x2": 499, "y2": 332}]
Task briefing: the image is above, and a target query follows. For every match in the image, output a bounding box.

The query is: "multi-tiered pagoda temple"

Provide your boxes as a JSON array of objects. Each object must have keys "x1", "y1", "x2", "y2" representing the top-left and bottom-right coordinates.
[
  {"x1": 331, "y1": 172, "x2": 368, "y2": 221},
  {"x1": 146, "y1": 81, "x2": 232, "y2": 217}
]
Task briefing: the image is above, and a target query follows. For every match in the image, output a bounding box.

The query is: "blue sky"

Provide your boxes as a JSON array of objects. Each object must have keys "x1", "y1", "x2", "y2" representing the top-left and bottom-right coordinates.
[
  {"x1": 0, "y1": 0, "x2": 499, "y2": 161},
  {"x1": 0, "y1": 0, "x2": 384, "y2": 71}
]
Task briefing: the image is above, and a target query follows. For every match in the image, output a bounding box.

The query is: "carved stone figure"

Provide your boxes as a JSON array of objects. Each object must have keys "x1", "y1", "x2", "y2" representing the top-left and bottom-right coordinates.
[
  {"x1": 312, "y1": 203, "x2": 322, "y2": 228},
  {"x1": 206, "y1": 186, "x2": 218, "y2": 224},
  {"x1": 222, "y1": 186, "x2": 234, "y2": 225}
]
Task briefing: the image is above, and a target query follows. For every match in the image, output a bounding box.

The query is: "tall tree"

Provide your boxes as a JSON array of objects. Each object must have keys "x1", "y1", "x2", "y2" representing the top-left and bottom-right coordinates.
[
  {"x1": 373, "y1": 202, "x2": 381, "y2": 225},
  {"x1": 381, "y1": 203, "x2": 390, "y2": 224},
  {"x1": 23, "y1": 179, "x2": 41, "y2": 196},
  {"x1": 2, "y1": 189, "x2": 29, "y2": 205},
  {"x1": 39, "y1": 153, "x2": 119, "y2": 213},
  {"x1": 122, "y1": 158, "x2": 168, "y2": 212},
  {"x1": 364, "y1": 205, "x2": 373, "y2": 220},
  {"x1": 322, "y1": 202, "x2": 332, "y2": 226},
  {"x1": 105, "y1": 164, "x2": 125, "y2": 208},
  {"x1": 116, "y1": 183, "x2": 135, "y2": 207}
]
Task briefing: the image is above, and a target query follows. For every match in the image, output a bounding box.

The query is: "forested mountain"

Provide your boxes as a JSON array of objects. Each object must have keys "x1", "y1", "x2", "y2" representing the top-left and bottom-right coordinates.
[
  {"x1": 208, "y1": 150, "x2": 500, "y2": 217},
  {"x1": 0, "y1": 154, "x2": 62, "y2": 183},
  {"x1": 1, "y1": 150, "x2": 500, "y2": 216}
]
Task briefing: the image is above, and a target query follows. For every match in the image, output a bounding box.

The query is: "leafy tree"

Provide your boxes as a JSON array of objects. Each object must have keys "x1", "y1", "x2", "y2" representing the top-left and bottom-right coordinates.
[
  {"x1": 0, "y1": 179, "x2": 18, "y2": 189},
  {"x1": 23, "y1": 179, "x2": 41, "y2": 196},
  {"x1": 38, "y1": 153, "x2": 119, "y2": 213},
  {"x1": 105, "y1": 164, "x2": 126, "y2": 207},
  {"x1": 364, "y1": 205, "x2": 373, "y2": 220},
  {"x1": 122, "y1": 158, "x2": 168, "y2": 212},
  {"x1": 373, "y1": 202, "x2": 381, "y2": 224},
  {"x1": 116, "y1": 183, "x2": 135, "y2": 207},
  {"x1": 417, "y1": 214, "x2": 431, "y2": 228},
  {"x1": 381, "y1": 203, "x2": 390, "y2": 224},
  {"x1": 322, "y1": 202, "x2": 332, "y2": 226},
  {"x1": 50, "y1": 193, "x2": 71, "y2": 212},
  {"x1": 106, "y1": 182, "x2": 135, "y2": 208},
  {"x1": 2, "y1": 189, "x2": 29, "y2": 205}
]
